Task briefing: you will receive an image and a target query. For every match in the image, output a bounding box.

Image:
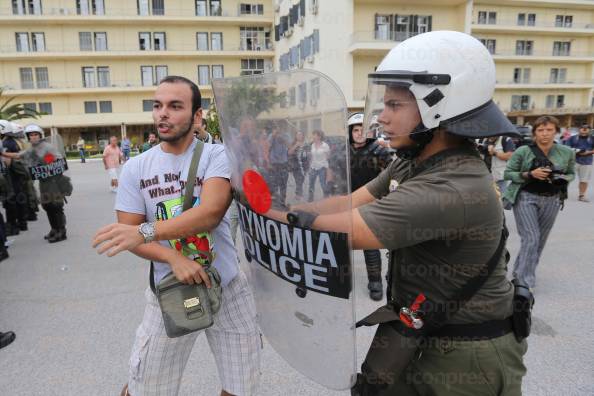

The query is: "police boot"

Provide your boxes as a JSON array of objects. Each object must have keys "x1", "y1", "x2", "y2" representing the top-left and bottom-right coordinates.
[
  {"x1": 48, "y1": 228, "x2": 67, "y2": 243},
  {"x1": 27, "y1": 212, "x2": 38, "y2": 221},
  {"x1": 0, "y1": 331, "x2": 16, "y2": 349},
  {"x1": 44, "y1": 229, "x2": 57, "y2": 240},
  {"x1": 18, "y1": 221, "x2": 27, "y2": 231},
  {"x1": 368, "y1": 281, "x2": 383, "y2": 301}
]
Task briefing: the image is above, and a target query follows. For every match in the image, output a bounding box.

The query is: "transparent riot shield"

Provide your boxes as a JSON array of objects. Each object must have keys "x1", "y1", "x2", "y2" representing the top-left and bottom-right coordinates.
[{"x1": 212, "y1": 71, "x2": 356, "y2": 390}]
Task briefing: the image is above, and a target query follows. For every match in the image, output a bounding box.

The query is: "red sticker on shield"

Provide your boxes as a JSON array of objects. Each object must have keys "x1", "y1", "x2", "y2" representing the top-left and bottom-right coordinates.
[
  {"x1": 242, "y1": 170, "x2": 272, "y2": 214},
  {"x1": 43, "y1": 153, "x2": 55, "y2": 164}
]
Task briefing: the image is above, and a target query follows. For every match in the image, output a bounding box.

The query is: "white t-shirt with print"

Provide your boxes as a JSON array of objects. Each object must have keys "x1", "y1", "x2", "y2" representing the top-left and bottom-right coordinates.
[{"x1": 115, "y1": 139, "x2": 238, "y2": 286}]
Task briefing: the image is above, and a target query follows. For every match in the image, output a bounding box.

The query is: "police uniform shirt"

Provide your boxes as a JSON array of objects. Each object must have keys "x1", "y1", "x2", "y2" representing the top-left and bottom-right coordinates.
[{"x1": 359, "y1": 146, "x2": 514, "y2": 325}]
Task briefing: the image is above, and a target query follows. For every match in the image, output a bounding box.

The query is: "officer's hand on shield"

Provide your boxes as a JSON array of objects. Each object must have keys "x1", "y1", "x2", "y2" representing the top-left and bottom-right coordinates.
[{"x1": 92, "y1": 222, "x2": 144, "y2": 257}]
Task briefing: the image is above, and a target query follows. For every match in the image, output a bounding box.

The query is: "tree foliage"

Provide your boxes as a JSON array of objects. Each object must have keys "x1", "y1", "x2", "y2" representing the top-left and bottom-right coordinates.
[{"x1": 0, "y1": 88, "x2": 44, "y2": 121}]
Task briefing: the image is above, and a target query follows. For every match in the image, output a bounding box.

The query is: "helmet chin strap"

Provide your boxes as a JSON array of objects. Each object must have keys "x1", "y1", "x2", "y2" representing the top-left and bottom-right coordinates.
[{"x1": 394, "y1": 123, "x2": 434, "y2": 160}]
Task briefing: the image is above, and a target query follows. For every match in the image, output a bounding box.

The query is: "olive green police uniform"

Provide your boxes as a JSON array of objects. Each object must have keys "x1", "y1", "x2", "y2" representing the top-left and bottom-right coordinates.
[
  {"x1": 21, "y1": 140, "x2": 72, "y2": 242},
  {"x1": 357, "y1": 146, "x2": 527, "y2": 395}
]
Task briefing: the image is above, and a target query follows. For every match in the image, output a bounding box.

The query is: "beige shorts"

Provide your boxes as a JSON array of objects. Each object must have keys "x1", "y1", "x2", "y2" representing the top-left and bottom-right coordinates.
[
  {"x1": 108, "y1": 168, "x2": 119, "y2": 180},
  {"x1": 127, "y1": 270, "x2": 261, "y2": 396},
  {"x1": 576, "y1": 164, "x2": 592, "y2": 182}
]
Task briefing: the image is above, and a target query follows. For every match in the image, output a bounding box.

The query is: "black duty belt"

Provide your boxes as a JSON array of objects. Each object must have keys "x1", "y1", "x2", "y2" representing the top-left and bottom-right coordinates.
[{"x1": 428, "y1": 317, "x2": 513, "y2": 341}]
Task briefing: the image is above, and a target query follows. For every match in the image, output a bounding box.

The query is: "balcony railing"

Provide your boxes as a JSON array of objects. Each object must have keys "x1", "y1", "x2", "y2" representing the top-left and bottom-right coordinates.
[
  {"x1": 350, "y1": 30, "x2": 422, "y2": 46},
  {"x1": 1, "y1": 80, "x2": 215, "y2": 92},
  {"x1": 504, "y1": 106, "x2": 594, "y2": 115},
  {"x1": 473, "y1": 18, "x2": 594, "y2": 30},
  {"x1": 497, "y1": 79, "x2": 594, "y2": 85},
  {"x1": 0, "y1": 6, "x2": 269, "y2": 18},
  {"x1": 491, "y1": 50, "x2": 593, "y2": 57},
  {"x1": 0, "y1": 44, "x2": 273, "y2": 54}
]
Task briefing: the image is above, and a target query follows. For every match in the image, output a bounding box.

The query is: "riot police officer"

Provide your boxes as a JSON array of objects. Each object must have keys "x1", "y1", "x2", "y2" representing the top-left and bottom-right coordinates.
[
  {"x1": 348, "y1": 112, "x2": 393, "y2": 300},
  {"x1": 1, "y1": 124, "x2": 71, "y2": 243},
  {"x1": 284, "y1": 31, "x2": 527, "y2": 395}
]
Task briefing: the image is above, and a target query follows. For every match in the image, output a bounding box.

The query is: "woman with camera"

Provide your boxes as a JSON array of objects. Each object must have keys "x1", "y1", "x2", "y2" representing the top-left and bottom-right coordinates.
[{"x1": 503, "y1": 115, "x2": 575, "y2": 290}]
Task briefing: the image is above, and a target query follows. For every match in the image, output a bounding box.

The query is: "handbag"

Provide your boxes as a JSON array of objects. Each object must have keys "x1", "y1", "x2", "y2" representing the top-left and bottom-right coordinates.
[{"x1": 150, "y1": 140, "x2": 223, "y2": 338}]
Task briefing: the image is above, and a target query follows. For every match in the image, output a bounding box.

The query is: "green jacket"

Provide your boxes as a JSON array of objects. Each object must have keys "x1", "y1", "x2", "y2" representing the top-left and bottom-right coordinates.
[{"x1": 503, "y1": 143, "x2": 575, "y2": 204}]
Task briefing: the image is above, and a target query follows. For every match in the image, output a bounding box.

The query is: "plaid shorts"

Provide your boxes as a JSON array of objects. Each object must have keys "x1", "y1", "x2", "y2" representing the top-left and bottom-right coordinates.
[{"x1": 127, "y1": 270, "x2": 261, "y2": 396}]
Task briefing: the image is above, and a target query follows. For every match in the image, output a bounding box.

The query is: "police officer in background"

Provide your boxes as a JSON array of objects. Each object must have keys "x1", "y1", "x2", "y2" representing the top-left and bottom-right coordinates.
[
  {"x1": 1, "y1": 124, "x2": 71, "y2": 243},
  {"x1": 282, "y1": 31, "x2": 527, "y2": 395},
  {"x1": 348, "y1": 112, "x2": 393, "y2": 301},
  {"x1": 0, "y1": 121, "x2": 30, "y2": 235}
]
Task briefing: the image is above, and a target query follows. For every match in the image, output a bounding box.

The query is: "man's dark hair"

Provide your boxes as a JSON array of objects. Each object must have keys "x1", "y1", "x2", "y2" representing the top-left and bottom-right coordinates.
[{"x1": 159, "y1": 75, "x2": 202, "y2": 116}]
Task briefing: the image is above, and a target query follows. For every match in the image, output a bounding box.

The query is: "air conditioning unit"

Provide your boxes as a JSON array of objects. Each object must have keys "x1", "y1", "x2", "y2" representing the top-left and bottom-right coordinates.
[
  {"x1": 306, "y1": 55, "x2": 314, "y2": 63},
  {"x1": 298, "y1": 16, "x2": 304, "y2": 27},
  {"x1": 274, "y1": 4, "x2": 280, "y2": 12},
  {"x1": 310, "y1": 0, "x2": 318, "y2": 15}
]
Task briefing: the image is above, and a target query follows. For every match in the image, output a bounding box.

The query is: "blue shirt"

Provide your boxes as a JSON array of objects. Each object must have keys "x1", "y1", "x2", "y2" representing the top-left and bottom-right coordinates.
[
  {"x1": 268, "y1": 132, "x2": 289, "y2": 164},
  {"x1": 121, "y1": 138, "x2": 131, "y2": 150},
  {"x1": 565, "y1": 135, "x2": 594, "y2": 165}
]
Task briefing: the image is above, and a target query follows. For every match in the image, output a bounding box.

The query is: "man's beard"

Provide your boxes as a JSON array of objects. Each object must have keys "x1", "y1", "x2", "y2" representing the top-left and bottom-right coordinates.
[{"x1": 157, "y1": 116, "x2": 193, "y2": 143}]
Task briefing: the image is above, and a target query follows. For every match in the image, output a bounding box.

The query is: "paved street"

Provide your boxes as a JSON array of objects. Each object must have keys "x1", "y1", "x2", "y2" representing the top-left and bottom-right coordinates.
[{"x1": 1, "y1": 160, "x2": 593, "y2": 396}]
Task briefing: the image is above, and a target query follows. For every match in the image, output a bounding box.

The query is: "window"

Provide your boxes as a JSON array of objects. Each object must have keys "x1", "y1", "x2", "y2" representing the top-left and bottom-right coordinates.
[
  {"x1": 240, "y1": 27, "x2": 267, "y2": 50},
  {"x1": 15, "y1": 33, "x2": 29, "y2": 52},
  {"x1": 288, "y1": 87, "x2": 296, "y2": 106},
  {"x1": 138, "y1": 0, "x2": 164, "y2": 15},
  {"x1": 515, "y1": 40, "x2": 533, "y2": 55},
  {"x1": 23, "y1": 103, "x2": 36, "y2": 112},
  {"x1": 139, "y1": 32, "x2": 151, "y2": 50},
  {"x1": 82, "y1": 67, "x2": 95, "y2": 87},
  {"x1": 374, "y1": 14, "x2": 391, "y2": 40},
  {"x1": 99, "y1": 100, "x2": 112, "y2": 113},
  {"x1": 478, "y1": 11, "x2": 496, "y2": 24},
  {"x1": 240, "y1": 59, "x2": 264, "y2": 75},
  {"x1": 211, "y1": 32, "x2": 223, "y2": 50},
  {"x1": 546, "y1": 95, "x2": 565, "y2": 108},
  {"x1": 517, "y1": 13, "x2": 536, "y2": 26},
  {"x1": 142, "y1": 100, "x2": 153, "y2": 112},
  {"x1": 35, "y1": 67, "x2": 49, "y2": 88},
  {"x1": 195, "y1": 0, "x2": 206, "y2": 16},
  {"x1": 513, "y1": 68, "x2": 530, "y2": 83},
  {"x1": 154, "y1": 32, "x2": 166, "y2": 50},
  {"x1": 32, "y1": 33, "x2": 45, "y2": 51},
  {"x1": 141, "y1": 65, "x2": 168, "y2": 86},
  {"x1": 12, "y1": 0, "x2": 42, "y2": 15},
  {"x1": 555, "y1": 15, "x2": 573, "y2": 28},
  {"x1": 553, "y1": 41, "x2": 571, "y2": 56},
  {"x1": 84, "y1": 101, "x2": 97, "y2": 113},
  {"x1": 196, "y1": 32, "x2": 209, "y2": 50},
  {"x1": 511, "y1": 95, "x2": 530, "y2": 111},
  {"x1": 79, "y1": 32, "x2": 92, "y2": 50},
  {"x1": 550, "y1": 68, "x2": 567, "y2": 83},
  {"x1": 201, "y1": 98, "x2": 211, "y2": 109},
  {"x1": 479, "y1": 39, "x2": 496, "y2": 54},
  {"x1": 97, "y1": 66, "x2": 110, "y2": 87},
  {"x1": 77, "y1": 0, "x2": 105, "y2": 15},
  {"x1": 310, "y1": 77, "x2": 320, "y2": 104},
  {"x1": 212, "y1": 65, "x2": 224, "y2": 79},
  {"x1": 19, "y1": 68, "x2": 34, "y2": 89},
  {"x1": 198, "y1": 65, "x2": 210, "y2": 85},
  {"x1": 39, "y1": 102, "x2": 52, "y2": 114},
  {"x1": 95, "y1": 32, "x2": 107, "y2": 51},
  {"x1": 240, "y1": 3, "x2": 263, "y2": 15},
  {"x1": 210, "y1": 0, "x2": 221, "y2": 16}
]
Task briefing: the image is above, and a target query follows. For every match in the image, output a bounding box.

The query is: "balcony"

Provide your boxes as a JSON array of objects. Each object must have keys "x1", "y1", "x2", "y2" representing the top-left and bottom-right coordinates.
[
  {"x1": 496, "y1": 79, "x2": 594, "y2": 89},
  {"x1": 504, "y1": 106, "x2": 594, "y2": 116},
  {"x1": 348, "y1": 31, "x2": 419, "y2": 55},
  {"x1": 0, "y1": 45, "x2": 274, "y2": 60},
  {"x1": 0, "y1": 80, "x2": 215, "y2": 95},
  {"x1": 490, "y1": 50, "x2": 594, "y2": 62},
  {"x1": 472, "y1": 18, "x2": 594, "y2": 35},
  {"x1": 0, "y1": 6, "x2": 272, "y2": 24}
]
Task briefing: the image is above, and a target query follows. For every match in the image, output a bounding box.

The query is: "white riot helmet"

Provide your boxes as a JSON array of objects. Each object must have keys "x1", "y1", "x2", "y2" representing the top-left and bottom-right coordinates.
[
  {"x1": 24, "y1": 123, "x2": 45, "y2": 139},
  {"x1": 348, "y1": 112, "x2": 366, "y2": 144},
  {"x1": 0, "y1": 120, "x2": 25, "y2": 138},
  {"x1": 363, "y1": 31, "x2": 517, "y2": 156}
]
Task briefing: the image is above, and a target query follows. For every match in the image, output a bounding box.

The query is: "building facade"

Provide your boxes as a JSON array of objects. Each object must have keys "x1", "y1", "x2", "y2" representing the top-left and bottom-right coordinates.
[
  {"x1": 0, "y1": 0, "x2": 274, "y2": 149},
  {"x1": 273, "y1": 0, "x2": 594, "y2": 128}
]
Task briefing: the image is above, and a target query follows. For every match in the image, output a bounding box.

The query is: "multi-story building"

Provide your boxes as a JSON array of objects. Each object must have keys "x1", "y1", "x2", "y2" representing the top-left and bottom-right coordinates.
[
  {"x1": 0, "y1": 0, "x2": 274, "y2": 149},
  {"x1": 274, "y1": 0, "x2": 594, "y2": 128}
]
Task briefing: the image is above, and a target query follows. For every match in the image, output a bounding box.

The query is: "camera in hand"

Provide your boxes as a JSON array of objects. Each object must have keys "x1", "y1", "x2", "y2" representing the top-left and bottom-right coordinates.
[{"x1": 531, "y1": 158, "x2": 569, "y2": 187}]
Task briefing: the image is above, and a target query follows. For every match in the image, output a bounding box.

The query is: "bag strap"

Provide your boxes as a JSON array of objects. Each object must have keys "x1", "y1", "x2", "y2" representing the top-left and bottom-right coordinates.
[
  {"x1": 529, "y1": 143, "x2": 550, "y2": 163},
  {"x1": 150, "y1": 140, "x2": 205, "y2": 294},
  {"x1": 182, "y1": 140, "x2": 204, "y2": 211}
]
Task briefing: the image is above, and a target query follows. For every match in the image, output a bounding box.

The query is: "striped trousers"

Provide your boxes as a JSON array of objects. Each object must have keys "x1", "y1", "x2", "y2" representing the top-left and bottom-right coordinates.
[{"x1": 512, "y1": 191, "x2": 561, "y2": 288}]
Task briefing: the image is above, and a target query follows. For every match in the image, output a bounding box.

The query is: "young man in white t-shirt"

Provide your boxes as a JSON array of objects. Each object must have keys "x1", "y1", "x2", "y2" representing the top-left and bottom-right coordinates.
[{"x1": 93, "y1": 76, "x2": 260, "y2": 396}]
